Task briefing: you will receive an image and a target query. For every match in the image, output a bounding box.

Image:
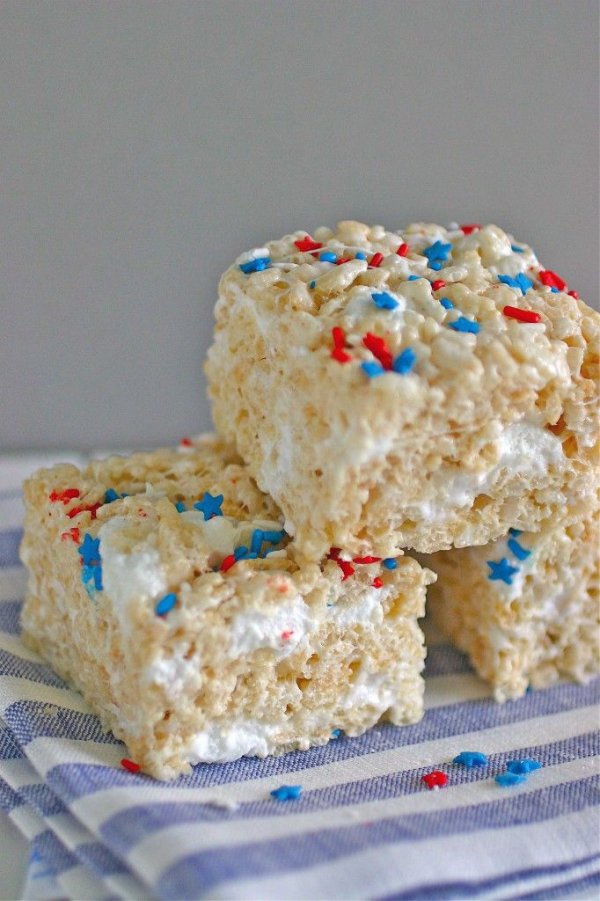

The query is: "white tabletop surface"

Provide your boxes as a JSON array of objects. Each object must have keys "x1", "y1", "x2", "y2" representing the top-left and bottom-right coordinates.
[{"x1": 0, "y1": 811, "x2": 28, "y2": 899}]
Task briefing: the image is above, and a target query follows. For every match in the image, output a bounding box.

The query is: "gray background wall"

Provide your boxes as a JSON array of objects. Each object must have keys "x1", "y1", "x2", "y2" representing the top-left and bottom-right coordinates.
[{"x1": 2, "y1": 0, "x2": 598, "y2": 451}]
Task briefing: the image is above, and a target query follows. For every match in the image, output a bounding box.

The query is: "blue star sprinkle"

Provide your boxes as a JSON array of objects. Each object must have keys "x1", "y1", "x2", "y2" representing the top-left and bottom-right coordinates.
[
  {"x1": 453, "y1": 751, "x2": 488, "y2": 768},
  {"x1": 193, "y1": 492, "x2": 224, "y2": 521},
  {"x1": 382, "y1": 558, "x2": 398, "y2": 570},
  {"x1": 361, "y1": 361, "x2": 386, "y2": 379},
  {"x1": 487, "y1": 558, "x2": 519, "y2": 585},
  {"x1": 423, "y1": 240, "x2": 452, "y2": 265},
  {"x1": 78, "y1": 533, "x2": 101, "y2": 566},
  {"x1": 393, "y1": 347, "x2": 416, "y2": 375},
  {"x1": 239, "y1": 257, "x2": 271, "y2": 274},
  {"x1": 270, "y1": 785, "x2": 303, "y2": 801},
  {"x1": 506, "y1": 759, "x2": 542, "y2": 775},
  {"x1": 155, "y1": 593, "x2": 177, "y2": 616},
  {"x1": 449, "y1": 316, "x2": 480, "y2": 334},
  {"x1": 371, "y1": 291, "x2": 399, "y2": 310},
  {"x1": 498, "y1": 273, "x2": 533, "y2": 295},
  {"x1": 507, "y1": 537, "x2": 531, "y2": 561},
  {"x1": 440, "y1": 297, "x2": 454, "y2": 309},
  {"x1": 496, "y1": 771, "x2": 527, "y2": 787}
]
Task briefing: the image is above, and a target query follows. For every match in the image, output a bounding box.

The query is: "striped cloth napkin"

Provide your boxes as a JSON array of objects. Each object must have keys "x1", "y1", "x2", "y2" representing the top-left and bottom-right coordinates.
[{"x1": 1, "y1": 454, "x2": 598, "y2": 900}]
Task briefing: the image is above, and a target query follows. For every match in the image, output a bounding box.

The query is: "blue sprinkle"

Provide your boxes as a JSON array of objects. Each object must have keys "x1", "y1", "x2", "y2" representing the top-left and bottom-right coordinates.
[
  {"x1": 511, "y1": 244, "x2": 524, "y2": 253},
  {"x1": 155, "y1": 593, "x2": 177, "y2": 616},
  {"x1": 407, "y1": 274, "x2": 421, "y2": 281},
  {"x1": 453, "y1": 751, "x2": 488, "y2": 768},
  {"x1": 498, "y1": 273, "x2": 533, "y2": 295},
  {"x1": 240, "y1": 257, "x2": 271, "y2": 274},
  {"x1": 371, "y1": 291, "x2": 399, "y2": 310},
  {"x1": 309, "y1": 280, "x2": 316, "y2": 289},
  {"x1": 507, "y1": 537, "x2": 531, "y2": 561},
  {"x1": 193, "y1": 492, "x2": 224, "y2": 521},
  {"x1": 496, "y1": 771, "x2": 527, "y2": 787},
  {"x1": 506, "y1": 758, "x2": 542, "y2": 775},
  {"x1": 262, "y1": 529, "x2": 286, "y2": 544},
  {"x1": 319, "y1": 251, "x2": 337, "y2": 263},
  {"x1": 104, "y1": 488, "x2": 120, "y2": 504},
  {"x1": 355, "y1": 252, "x2": 367, "y2": 260},
  {"x1": 234, "y1": 546, "x2": 248, "y2": 561},
  {"x1": 429, "y1": 260, "x2": 443, "y2": 271},
  {"x1": 393, "y1": 347, "x2": 416, "y2": 375},
  {"x1": 175, "y1": 501, "x2": 187, "y2": 513},
  {"x1": 550, "y1": 286, "x2": 559, "y2": 293},
  {"x1": 270, "y1": 785, "x2": 303, "y2": 801},
  {"x1": 79, "y1": 534, "x2": 101, "y2": 566},
  {"x1": 361, "y1": 361, "x2": 386, "y2": 379},
  {"x1": 449, "y1": 316, "x2": 480, "y2": 334},
  {"x1": 508, "y1": 528, "x2": 523, "y2": 536},
  {"x1": 81, "y1": 563, "x2": 103, "y2": 594},
  {"x1": 250, "y1": 529, "x2": 264, "y2": 555},
  {"x1": 487, "y1": 558, "x2": 519, "y2": 585},
  {"x1": 423, "y1": 240, "x2": 452, "y2": 264},
  {"x1": 440, "y1": 297, "x2": 454, "y2": 309},
  {"x1": 331, "y1": 729, "x2": 343, "y2": 739},
  {"x1": 382, "y1": 558, "x2": 398, "y2": 570}
]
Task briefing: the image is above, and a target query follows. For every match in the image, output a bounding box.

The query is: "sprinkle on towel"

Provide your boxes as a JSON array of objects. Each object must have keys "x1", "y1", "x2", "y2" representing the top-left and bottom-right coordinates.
[
  {"x1": 121, "y1": 759, "x2": 141, "y2": 774},
  {"x1": 503, "y1": 305, "x2": 541, "y2": 324},
  {"x1": 193, "y1": 492, "x2": 224, "y2": 521},
  {"x1": 506, "y1": 759, "x2": 542, "y2": 774},
  {"x1": 271, "y1": 785, "x2": 303, "y2": 801},
  {"x1": 487, "y1": 558, "x2": 519, "y2": 585},
  {"x1": 294, "y1": 235, "x2": 323, "y2": 252},
  {"x1": 498, "y1": 273, "x2": 533, "y2": 295},
  {"x1": 49, "y1": 488, "x2": 80, "y2": 504},
  {"x1": 539, "y1": 270, "x2": 567, "y2": 291},
  {"x1": 422, "y1": 771, "x2": 448, "y2": 790},
  {"x1": 496, "y1": 771, "x2": 527, "y2": 787},
  {"x1": 155, "y1": 593, "x2": 177, "y2": 617},
  {"x1": 453, "y1": 751, "x2": 488, "y2": 768},
  {"x1": 449, "y1": 316, "x2": 480, "y2": 334},
  {"x1": 371, "y1": 290, "x2": 399, "y2": 310}
]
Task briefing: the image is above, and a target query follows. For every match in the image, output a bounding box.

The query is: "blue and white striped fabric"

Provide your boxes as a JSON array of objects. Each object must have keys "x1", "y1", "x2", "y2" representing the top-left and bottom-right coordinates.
[{"x1": 1, "y1": 455, "x2": 599, "y2": 900}]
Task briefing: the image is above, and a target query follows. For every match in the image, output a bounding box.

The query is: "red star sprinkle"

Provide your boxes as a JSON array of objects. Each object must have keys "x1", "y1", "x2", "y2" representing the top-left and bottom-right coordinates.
[
  {"x1": 539, "y1": 270, "x2": 567, "y2": 291},
  {"x1": 369, "y1": 252, "x2": 384, "y2": 268},
  {"x1": 431, "y1": 280, "x2": 446, "y2": 291},
  {"x1": 396, "y1": 243, "x2": 409, "y2": 257},
  {"x1": 60, "y1": 527, "x2": 80, "y2": 543},
  {"x1": 338, "y1": 560, "x2": 355, "y2": 581},
  {"x1": 121, "y1": 758, "x2": 141, "y2": 774},
  {"x1": 294, "y1": 236, "x2": 323, "y2": 253},
  {"x1": 372, "y1": 577, "x2": 384, "y2": 588},
  {"x1": 49, "y1": 488, "x2": 80, "y2": 504},
  {"x1": 422, "y1": 770, "x2": 448, "y2": 789},
  {"x1": 460, "y1": 224, "x2": 481, "y2": 235},
  {"x1": 363, "y1": 333, "x2": 393, "y2": 371},
  {"x1": 503, "y1": 305, "x2": 542, "y2": 324}
]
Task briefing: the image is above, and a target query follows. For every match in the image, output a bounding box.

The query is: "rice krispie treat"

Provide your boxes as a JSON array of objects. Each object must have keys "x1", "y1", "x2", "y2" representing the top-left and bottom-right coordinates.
[
  {"x1": 206, "y1": 222, "x2": 599, "y2": 559},
  {"x1": 19, "y1": 436, "x2": 433, "y2": 780},
  {"x1": 423, "y1": 508, "x2": 599, "y2": 701}
]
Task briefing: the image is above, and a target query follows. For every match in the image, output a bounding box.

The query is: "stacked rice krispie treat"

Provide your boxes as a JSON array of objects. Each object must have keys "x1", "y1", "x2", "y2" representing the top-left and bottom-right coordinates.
[{"x1": 20, "y1": 220, "x2": 599, "y2": 779}]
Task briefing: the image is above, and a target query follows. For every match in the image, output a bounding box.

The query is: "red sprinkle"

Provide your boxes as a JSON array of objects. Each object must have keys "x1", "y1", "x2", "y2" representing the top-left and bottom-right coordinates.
[
  {"x1": 422, "y1": 770, "x2": 448, "y2": 789},
  {"x1": 503, "y1": 305, "x2": 542, "y2": 324},
  {"x1": 66, "y1": 502, "x2": 101, "y2": 520},
  {"x1": 331, "y1": 347, "x2": 351, "y2": 363},
  {"x1": 396, "y1": 243, "x2": 409, "y2": 257},
  {"x1": 460, "y1": 224, "x2": 481, "y2": 235},
  {"x1": 121, "y1": 758, "x2": 141, "y2": 774},
  {"x1": 328, "y1": 547, "x2": 341, "y2": 561},
  {"x1": 372, "y1": 577, "x2": 384, "y2": 589},
  {"x1": 338, "y1": 560, "x2": 355, "y2": 581},
  {"x1": 60, "y1": 527, "x2": 80, "y2": 543},
  {"x1": 539, "y1": 269, "x2": 567, "y2": 291},
  {"x1": 353, "y1": 555, "x2": 382, "y2": 564},
  {"x1": 331, "y1": 327, "x2": 351, "y2": 363},
  {"x1": 335, "y1": 257, "x2": 351, "y2": 265},
  {"x1": 281, "y1": 630, "x2": 294, "y2": 641},
  {"x1": 369, "y1": 252, "x2": 384, "y2": 268},
  {"x1": 49, "y1": 488, "x2": 80, "y2": 504},
  {"x1": 179, "y1": 437, "x2": 192, "y2": 447},
  {"x1": 295, "y1": 236, "x2": 323, "y2": 253},
  {"x1": 568, "y1": 290, "x2": 579, "y2": 299},
  {"x1": 220, "y1": 554, "x2": 236, "y2": 573},
  {"x1": 363, "y1": 333, "x2": 393, "y2": 370},
  {"x1": 431, "y1": 280, "x2": 446, "y2": 291}
]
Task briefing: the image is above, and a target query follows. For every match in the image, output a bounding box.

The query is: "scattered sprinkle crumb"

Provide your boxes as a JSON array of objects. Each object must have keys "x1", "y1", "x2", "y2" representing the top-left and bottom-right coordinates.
[
  {"x1": 422, "y1": 770, "x2": 448, "y2": 790},
  {"x1": 453, "y1": 751, "x2": 488, "y2": 768},
  {"x1": 270, "y1": 784, "x2": 303, "y2": 801}
]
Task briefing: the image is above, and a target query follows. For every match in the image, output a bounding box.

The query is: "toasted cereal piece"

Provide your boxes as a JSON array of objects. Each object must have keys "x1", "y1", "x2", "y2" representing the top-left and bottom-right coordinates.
[
  {"x1": 423, "y1": 509, "x2": 599, "y2": 701},
  {"x1": 19, "y1": 435, "x2": 433, "y2": 779},
  {"x1": 206, "y1": 222, "x2": 599, "y2": 559}
]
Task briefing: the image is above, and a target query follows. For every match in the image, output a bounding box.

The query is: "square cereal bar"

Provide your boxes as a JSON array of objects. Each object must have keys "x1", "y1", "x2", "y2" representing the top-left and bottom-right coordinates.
[
  {"x1": 19, "y1": 436, "x2": 433, "y2": 779},
  {"x1": 206, "y1": 221, "x2": 599, "y2": 558},
  {"x1": 423, "y1": 509, "x2": 599, "y2": 701}
]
